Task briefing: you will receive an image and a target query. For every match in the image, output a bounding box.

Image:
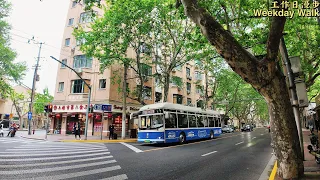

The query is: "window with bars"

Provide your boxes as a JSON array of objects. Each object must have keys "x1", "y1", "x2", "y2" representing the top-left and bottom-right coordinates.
[{"x1": 73, "y1": 55, "x2": 92, "y2": 68}]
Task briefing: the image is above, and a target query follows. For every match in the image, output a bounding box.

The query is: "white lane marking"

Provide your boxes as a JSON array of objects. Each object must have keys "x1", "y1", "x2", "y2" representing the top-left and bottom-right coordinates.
[
  {"x1": 0, "y1": 160, "x2": 117, "y2": 175},
  {"x1": 99, "y1": 174, "x2": 128, "y2": 180},
  {"x1": 120, "y1": 142, "x2": 143, "y2": 153},
  {"x1": 0, "y1": 149, "x2": 107, "y2": 156},
  {"x1": 235, "y1": 142, "x2": 244, "y2": 145},
  {"x1": 19, "y1": 144, "x2": 106, "y2": 148},
  {"x1": 3, "y1": 156, "x2": 114, "y2": 168},
  {"x1": 0, "y1": 152, "x2": 110, "y2": 162},
  {"x1": 252, "y1": 137, "x2": 257, "y2": 139},
  {"x1": 2, "y1": 147, "x2": 108, "y2": 154},
  {"x1": 24, "y1": 165, "x2": 122, "y2": 180},
  {"x1": 260, "y1": 134, "x2": 264, "y2": 135},
  {"x1": 201, "y1": 151, "x2": 217, "y2": 157}
]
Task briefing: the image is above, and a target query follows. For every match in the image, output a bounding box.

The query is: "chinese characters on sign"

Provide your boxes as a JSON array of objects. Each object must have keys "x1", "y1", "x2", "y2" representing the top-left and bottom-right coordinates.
[{"x1": 253, "y1": 0, "x2": 319, "y2": 18}]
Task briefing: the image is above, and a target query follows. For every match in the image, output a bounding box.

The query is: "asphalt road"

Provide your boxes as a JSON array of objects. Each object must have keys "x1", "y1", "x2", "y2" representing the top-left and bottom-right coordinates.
[
  {"x1": 108, "y1": 127, "x2": 272, "y2": 180},
  {"x1": 0, "y1": 127, "x2": 272, "y2": 180}
]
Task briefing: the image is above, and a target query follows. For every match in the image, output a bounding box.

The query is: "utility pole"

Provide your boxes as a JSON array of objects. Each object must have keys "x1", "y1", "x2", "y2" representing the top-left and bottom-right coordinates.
[
  {"x1": 279, "y1": 37, "x2": 304, "y2": 160},
  {"x1": 28, "y1": 40, "x2": 44, "y2": 135}
]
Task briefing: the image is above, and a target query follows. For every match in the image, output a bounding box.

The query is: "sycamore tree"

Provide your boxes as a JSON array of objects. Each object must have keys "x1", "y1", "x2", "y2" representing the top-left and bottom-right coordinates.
[
  {"x1": 150, "y1": 4, "x2": 197, "y2": 102},
  {"x1": 0, "y1": 0, "x2": 27, "y2": 98},
  {"x1": 34, "y1": 87, "x2": 53, "y2": 114},
  {"x1": 83, "y1": 0, "x2": 318, "y2": 178},
  {"x1": 9, "y1": 89, "x2": 25, "y2": 129}
]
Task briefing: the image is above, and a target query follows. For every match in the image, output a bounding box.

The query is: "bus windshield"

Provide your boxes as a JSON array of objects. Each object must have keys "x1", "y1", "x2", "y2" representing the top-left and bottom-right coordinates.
[{"x1": 139, "y1": 114, "x2": 164, "y2": 130}]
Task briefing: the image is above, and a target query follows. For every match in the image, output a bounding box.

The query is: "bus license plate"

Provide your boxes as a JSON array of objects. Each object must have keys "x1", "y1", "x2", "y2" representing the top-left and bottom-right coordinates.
[{"x1": 144, "y1": 140, "x2": 150, "y2": 143}]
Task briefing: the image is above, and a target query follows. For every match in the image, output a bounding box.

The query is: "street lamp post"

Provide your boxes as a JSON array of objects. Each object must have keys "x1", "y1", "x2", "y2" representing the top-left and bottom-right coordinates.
[{"x1": 50, "y1": 56, "x2": 91, "y2": 140}]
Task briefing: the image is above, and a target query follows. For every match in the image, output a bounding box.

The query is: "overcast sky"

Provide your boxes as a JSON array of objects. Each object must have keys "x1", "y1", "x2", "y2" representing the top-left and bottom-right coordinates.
[{"x1": 8, "y1": 0, "x2": 70, "y2": 96}]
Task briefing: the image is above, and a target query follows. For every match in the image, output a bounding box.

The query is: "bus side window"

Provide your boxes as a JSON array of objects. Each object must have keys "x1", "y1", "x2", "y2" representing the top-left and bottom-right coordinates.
[
  {"x1": 208, "y1": 117, "x2": 214, "y2": 127},
  {"x1": 178, "y1": 113, "x2": 188, "y2": 128},
  {"x1": 214, "y1": 117, "x2": 218, "y2": 127},
  {"x1": 197, "y1": 115, "x2": 204, "y2": 127},
  {"x1": 165, "y1": 113, "x2": 177, "y2": 128},
  {"x1": 202, "y1": 116, "x2": 208, "y2": 127},
  {"x1": 189, "y1": 114, "x2": 197, "y2": 128}
]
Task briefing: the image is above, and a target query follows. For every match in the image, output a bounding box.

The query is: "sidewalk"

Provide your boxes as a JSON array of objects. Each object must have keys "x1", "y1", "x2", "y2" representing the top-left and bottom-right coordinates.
[
  {"x1": 18, "y1": 129, "x2": 137, "y2": 143},
  {"x1": 270, "y1": 128, "x2": 320, "y2": 180}
]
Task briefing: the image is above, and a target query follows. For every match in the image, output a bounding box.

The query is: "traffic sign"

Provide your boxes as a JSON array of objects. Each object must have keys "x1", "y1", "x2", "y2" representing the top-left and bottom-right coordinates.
[
  {"x1": 28, "y1": 112, "x2": 32, "y2": 120},
  {"x1": 102, "y1": 104, "x2": 112, "y2": 112}
]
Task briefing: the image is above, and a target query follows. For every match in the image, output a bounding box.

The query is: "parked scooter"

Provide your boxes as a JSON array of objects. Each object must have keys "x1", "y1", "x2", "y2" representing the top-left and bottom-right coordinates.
[{"x1": 308, "y1": 132, "x2": 320, "y2": 164}]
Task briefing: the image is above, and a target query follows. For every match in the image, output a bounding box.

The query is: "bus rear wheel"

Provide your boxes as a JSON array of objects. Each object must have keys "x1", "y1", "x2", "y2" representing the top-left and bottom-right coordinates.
[
  {"x1": 210, "y1": 131, "x2": 214, "y2": 139},
  {"x1": 179, "y1": 133, "x2": 186, "y2": 144}
]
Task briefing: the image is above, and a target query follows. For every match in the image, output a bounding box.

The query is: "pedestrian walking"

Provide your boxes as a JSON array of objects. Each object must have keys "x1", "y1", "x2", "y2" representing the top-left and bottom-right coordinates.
[
  {"x1": 73, "y1": 122, "x2": 81, "y2": 140},
  {"x1": 308, "y1": 116, "x2": 315, "y2": 134},
  {"x1": 7, "y1": 124, "x2": 13, "y2": 137},
  {"x1": 109, "y1": 124, "x2": 114, "y2": 140}
]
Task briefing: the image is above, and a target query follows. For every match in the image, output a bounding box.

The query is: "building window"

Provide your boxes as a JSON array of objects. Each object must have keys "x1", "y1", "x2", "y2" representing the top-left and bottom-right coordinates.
[
  {"x1": 186, "y1": 67, "x2": 191, "y2": 77},
  {"x1": 71, "y1": 79, "x2": 90, "y2": 93},
  {"x1": 61, "y1": 59, "x2": 67, "y2": 68},
  {"x1": 58, "y1": 82, "x2": 64, "y2": 92},
  {"x1": 196, "y1": 85, "x2": 202, "y2": 94},
  {"x1": 79, "y1": 11, "x2": 97, "y2": 24},
  {"x1": 197, "y1": 100, "x2": 204, "y2": 108},
  {"x1": 73, "y1": 55, "x2": 92, "y2": 68},
  {"x1": 187, "y1": 82, "x2": 191, "y2": 94},
  {"x1": 187, "y1": 98, "x2": 192, "y2": 105},
  {"x1": 173, "y1": 94, "x2": 183, "y2": 104},
  {"x1": 171, "y1": 76, "x2": 182, "y2": 87},
  {"x1": 141, "y1": 63, "x2": 152, "y2": 77},
  {"x1": 72, "y1": 1, "x2": 77, "y2": 8},
  {"x1": 195, "y1": 71, "x2": 202, "y2": 80},
  {"x1": 175, "y1": 65, "x2": 182, "y2": 71},
  {"x1": 99, "y1": 79, "x2": 106, "y2": 89},
  {"x1": 68, "y1": 18, "x2": 74, "y2": 26},
  {"x1": 138, "y1": 42, "x2": 150, "y2": 54},
  {"x1": 155, "y1": 92, "x2": 162, "y2": 103},
  {"x1": 65, "y1": 38, "x2": 70, "y2": 46},
  {"x1": 143, "y1": 86, "x2": 152, "y2": 100}
]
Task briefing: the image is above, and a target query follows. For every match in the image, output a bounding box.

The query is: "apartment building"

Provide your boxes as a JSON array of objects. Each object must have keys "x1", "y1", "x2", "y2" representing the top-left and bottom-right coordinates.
[
  {"x1": 51, "y1": 0, "x2": 214, "y2": 136},
  {"x1": 0, "y1": 84, "x2": 32, "y2": 128}
]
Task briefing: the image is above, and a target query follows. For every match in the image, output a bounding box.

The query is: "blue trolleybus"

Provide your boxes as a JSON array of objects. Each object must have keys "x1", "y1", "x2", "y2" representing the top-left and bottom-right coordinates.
[{"x1": 131, "y1": 103, "x2": 223, "y2": 144}]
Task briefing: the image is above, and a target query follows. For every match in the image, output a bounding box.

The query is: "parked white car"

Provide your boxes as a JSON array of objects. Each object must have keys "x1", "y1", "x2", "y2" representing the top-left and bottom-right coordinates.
[{"x1": 222, "y1": 125, "x2": 234, "y2": 133}]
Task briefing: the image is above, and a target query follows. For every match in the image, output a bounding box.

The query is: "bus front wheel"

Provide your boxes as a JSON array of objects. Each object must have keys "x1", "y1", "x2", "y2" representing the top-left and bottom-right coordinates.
[
  {"x1": 179, "y1": 133, "x2": 186, "y2": 144},
  {"x1": 210, "y1": 131, "x2": 214, "y2": 139}
]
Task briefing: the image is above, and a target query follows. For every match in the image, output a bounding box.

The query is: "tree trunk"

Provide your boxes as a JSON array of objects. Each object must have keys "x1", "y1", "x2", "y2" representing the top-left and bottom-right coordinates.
[
  {"x1": 180, "y1": 0, "x2": 303, "y2": 178},
  {"x1": 163, "y1": 73, "x2": 170, "y2": 102},
  {"x1": 121, "y1": 64, "x2": 128, "y2": 139},
  {"x1": 264, "y1": 71, "x2": 304, "y2": 178}
]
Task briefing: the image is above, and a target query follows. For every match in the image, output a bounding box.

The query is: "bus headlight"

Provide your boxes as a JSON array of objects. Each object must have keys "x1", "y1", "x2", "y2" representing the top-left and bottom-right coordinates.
[{"x1": 158, "y1": 137, "x2": 162, "y2": 139}]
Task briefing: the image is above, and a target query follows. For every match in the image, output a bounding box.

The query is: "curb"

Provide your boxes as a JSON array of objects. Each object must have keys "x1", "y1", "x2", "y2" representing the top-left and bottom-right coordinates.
[
  {"x1": 269, "y1": 160, "x2": 277, "y2": 180},
  {"x1": 60, "y1": 139, "x2": 138, "y2": 143}
]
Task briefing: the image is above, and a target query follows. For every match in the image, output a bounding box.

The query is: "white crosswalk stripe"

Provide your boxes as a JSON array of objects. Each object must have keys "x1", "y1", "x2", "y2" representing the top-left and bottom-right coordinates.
[
  {"x1": 0, "y1": 140, "x2": 128, "y2": 179},
  {"x1": 0, "y1": 137, "x2": 48, "y2": 144}
]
